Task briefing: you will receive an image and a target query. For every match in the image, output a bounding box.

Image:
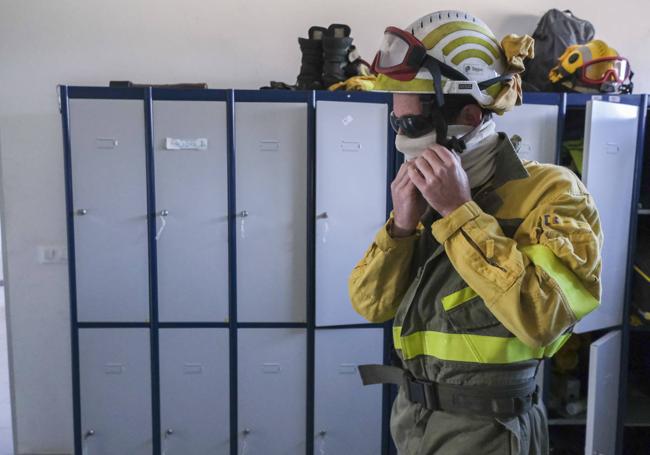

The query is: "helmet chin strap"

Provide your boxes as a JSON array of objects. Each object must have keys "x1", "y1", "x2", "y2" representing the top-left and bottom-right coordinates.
[{"x1": 430, "y1": 110, "x2": 467, "y2": 154}]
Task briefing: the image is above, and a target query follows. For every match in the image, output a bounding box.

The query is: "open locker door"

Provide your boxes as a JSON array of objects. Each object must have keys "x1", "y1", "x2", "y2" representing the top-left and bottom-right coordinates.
[
  {"x1": 492, "y1": 100, "x2": 560, "y2": 164},
  {"x1": 575, "y1": 101, "x2": 639, "y2": 333},
  {"x1": 585, "y1": 330, "x2": 622, "y2": 455}
]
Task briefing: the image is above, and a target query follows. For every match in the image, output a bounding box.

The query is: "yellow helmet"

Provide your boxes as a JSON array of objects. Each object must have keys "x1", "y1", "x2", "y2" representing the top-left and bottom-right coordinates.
[{"x1": 549, "y1": 40, "x2": 633, "y2": 93}]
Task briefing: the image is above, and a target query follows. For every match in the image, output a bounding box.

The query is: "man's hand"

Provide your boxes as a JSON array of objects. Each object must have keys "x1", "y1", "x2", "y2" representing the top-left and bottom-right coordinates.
[
  {"x1": 391, "y1": 162, "x2": 428, "y2": 237},
  {"x1": 407, "y1": 144, "x2": 472, "y2": 217}
]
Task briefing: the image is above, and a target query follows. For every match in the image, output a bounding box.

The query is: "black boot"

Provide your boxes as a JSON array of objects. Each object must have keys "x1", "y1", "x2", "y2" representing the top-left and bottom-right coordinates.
[
  {"x1": 322, "y1": 24, "x2": 353, "y2": 88},
  {"x1": 296, "y1": 26, "x2": 327, "y2": 90}
]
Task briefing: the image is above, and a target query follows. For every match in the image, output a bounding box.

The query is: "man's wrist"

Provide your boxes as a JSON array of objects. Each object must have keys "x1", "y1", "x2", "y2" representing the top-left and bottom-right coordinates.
[{"x1": 389, "y1": 218, "x2": 417, "y2": 238}]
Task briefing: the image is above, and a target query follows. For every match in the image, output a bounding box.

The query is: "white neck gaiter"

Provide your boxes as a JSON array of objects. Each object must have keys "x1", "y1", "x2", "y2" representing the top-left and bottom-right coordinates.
[{"x1": 395, "y1": 118, "x2": 499, "y2": 189}]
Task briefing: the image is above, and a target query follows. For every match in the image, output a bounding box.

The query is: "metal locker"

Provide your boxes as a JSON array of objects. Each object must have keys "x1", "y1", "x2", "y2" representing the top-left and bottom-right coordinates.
[
  {"x1": 238, "y1": 328, "x2": 306, "y2": 454},
  {"x1": 585, "y1": 330, "x2": 622, "y2": 455},
  {"x1": 492, "y1": 103, "x2": 559, "y2": 164},
  {"x1": 315, "y1": 101, "x2": 388, "y2": 326},
  {"x1": 69, "y1": 99, "x2": 150, "y2": 322},
  {"x1": 78, "y1": 329, "x2": 152, "y2": 454},
  {"x1": 235, "y1": 102, "x2": 308, "y2": 323},
  {"x1": 575, "y1": 101, "x2": 639, "y2": 333},
  {"x1": 159, "y1": 328, "x2": 230, "y2": 454},
  {"x1": 314, "y1": 328, "x2": 383, "y2": 455},
  {"x1": 153, "y1": 101, "x2": 229, "y2": 322}
]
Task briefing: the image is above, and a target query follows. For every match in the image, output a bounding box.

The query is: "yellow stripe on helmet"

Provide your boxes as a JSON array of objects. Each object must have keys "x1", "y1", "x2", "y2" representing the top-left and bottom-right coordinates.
[{"x1": 442, "y1": 36, "x2": 501, "y2": 60}]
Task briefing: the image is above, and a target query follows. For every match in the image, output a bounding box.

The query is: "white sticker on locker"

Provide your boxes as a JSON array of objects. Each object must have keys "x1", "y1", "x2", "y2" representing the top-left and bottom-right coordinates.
[
  {"x1": 104, "y1": 363, "x2": 124, "y2": 374},
  {"x1": 259, "y1": 140, "x2": 280, "y2": 152},
  {"x1": 262, "y1": 362, "x2": 281, "y2": 374},
  {"x1": 165, "y1": 137, "x2": 208, "y2": 150},
  {"x1": 340, "y1": 141, "x2": 361, "y2": 152},
  {"x1": 183, "y1": 363, "x2": 204, "y2": 374},
  {"x1": 338, "y1": 363, "x2": 357, "y2": 374}
]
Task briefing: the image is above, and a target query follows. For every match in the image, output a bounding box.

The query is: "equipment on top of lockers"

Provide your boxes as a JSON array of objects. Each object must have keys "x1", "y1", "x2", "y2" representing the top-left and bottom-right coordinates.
[
  {"x1": 321, "y1": 24, "x2": 371, "y2": 88},
  {"x1": 109, "y1": 81, "x2": 208, "y2": 89},
  {"x1": 521, "y1": 9, "x2": 595, "y2": 92},
  {"x1": 263, "y1": 24, "x2": 370, "y2": 91},
  {"x1": 296, "y1": 26, "x2": 328, "y2": 90},
  {"x1": 549, "y1": 40, "x2": 633, "y2": 94}
]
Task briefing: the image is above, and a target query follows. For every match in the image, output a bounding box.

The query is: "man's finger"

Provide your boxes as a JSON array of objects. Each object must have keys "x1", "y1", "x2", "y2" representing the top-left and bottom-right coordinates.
[
  {"x1": 413, "y1": 155, "x2": 435, "y2": 181},
  {"x1": 407, "y1": 165, "x2": 427, "y2": 190},
  {"x1": 429, "y1": 143, "x2": 459, "y2": 166}
]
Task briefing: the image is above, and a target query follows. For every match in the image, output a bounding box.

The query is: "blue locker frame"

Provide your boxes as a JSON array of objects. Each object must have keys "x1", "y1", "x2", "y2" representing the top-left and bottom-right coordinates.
[{"x1": 60, "y1": 87, "x2": 647, "y2": 455}]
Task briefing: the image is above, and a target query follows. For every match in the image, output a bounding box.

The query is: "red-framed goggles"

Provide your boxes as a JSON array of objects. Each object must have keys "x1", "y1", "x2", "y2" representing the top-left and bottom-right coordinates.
[
  {"x1": 580, "y1": 57, "x2": 631, "y2": 84},
  {"x1": 372, "y1": 26, "x2": 429, "y2": 81}
]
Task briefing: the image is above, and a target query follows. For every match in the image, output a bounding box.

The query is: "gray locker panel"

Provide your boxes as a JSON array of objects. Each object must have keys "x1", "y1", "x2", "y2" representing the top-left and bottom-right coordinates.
[
  {"x1": 238, "y1": 329, "x2": 306, "y2": 454},
  {"x1": 153, "y1": 101, "x2": 229, "y2": 322},
  {"x1": 79, "y1": 329, "x2": 152, "y2": 455},
  {"x1": 314, "y1": 329, "x2": 383, "y2": 455},
  {"x1": 585, "y1": 330, "x2": 621, "y2": 455},
  {"x1": 492, "y1": 103, "x2": 558, "y2": 164},
  {"x1": 159, "y1": 329, "x2": 230, "y2": 454},
  {"x1": 315, "y1": 101, "x2": 388, "y2": 326},
  {"x1": 235, "y1": 103, "x2": 308, "y2": 323},
  {"x1": 70, "y1": 99, "x2": 150, "y2": 322},
  {"x1": 576, "y1": 101, "x2": 639, "y2": 333}
]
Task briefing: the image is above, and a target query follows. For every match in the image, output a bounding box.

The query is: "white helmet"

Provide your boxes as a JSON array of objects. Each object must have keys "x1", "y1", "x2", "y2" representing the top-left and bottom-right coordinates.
[{"x1": 372, "y1": 10, "x2": 510, "y2": 108}]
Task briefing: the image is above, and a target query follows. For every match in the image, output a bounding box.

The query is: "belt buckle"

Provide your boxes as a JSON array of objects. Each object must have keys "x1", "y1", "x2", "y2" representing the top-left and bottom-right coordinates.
[{"x1": 406, "y1": 377, "x2": 439, "y2": 411}]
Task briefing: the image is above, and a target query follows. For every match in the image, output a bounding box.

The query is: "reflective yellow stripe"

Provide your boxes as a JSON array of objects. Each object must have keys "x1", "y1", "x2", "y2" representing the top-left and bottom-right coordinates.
[
  {"x1": 422, "y1": 22, "x2": 499, "y2": 51},
  {"x1": 441, "y1": 287, "x2": 478, "y2": 311},
  {"x1": 521, "y1": 245, "x2": 599, "y2": 320},
  {"x1": 634, "y1": 265, "x2": 650, "y2": 283},
  {"x1": 451, "y1": 49, "x2": 494, "y2": 66},
  {"x1": 442, "y1": 36, "x2": 501, "y2": 59},
  {"x1": 393, "y1": 326, "x2": 571, "y2": 363}
]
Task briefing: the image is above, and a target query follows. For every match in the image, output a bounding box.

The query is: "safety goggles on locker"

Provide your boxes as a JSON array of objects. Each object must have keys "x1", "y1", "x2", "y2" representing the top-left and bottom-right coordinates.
[
  {"x1": 580, "y1": 57, "x2": 631, "y2": 84},
  {"x1": 389, "y1": 111, "x2": 434, "y2": 138}
]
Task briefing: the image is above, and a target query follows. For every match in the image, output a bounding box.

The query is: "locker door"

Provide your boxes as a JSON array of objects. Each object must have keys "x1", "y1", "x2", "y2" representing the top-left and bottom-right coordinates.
[
  {"x1": 79, "y1": 329, "x2": 152, "y2": 454},
  {"x1": 585, "y1": 330, "x2": 622, "y2": 455},
  {"x1": 492, "y1": 103, "x2": 559, "y2": 163},
  {"x1": 315, "y1": 101, "x2": 388, "y2": 326},
  {"x1": 238, "y1": 329, "x2": 306, "y2": 454},
  {"x1": 235, "y1": 102, "x2": 308, "y2": 322},
  {"x1": 153, "y1": 101, "x2": 229, "y2": 322},
  {"x1": 70, "y1": 99, "x2": 149, "y2": 322},
  {"x1": 575, "y1": 101, "x2": 639, "y2": 333},
  {"x1": 314, "y1": 329, "x2": 383, "y2": 455},
  {"x1": 159, "y1": 329, "x2": 230, "y2": 454}
]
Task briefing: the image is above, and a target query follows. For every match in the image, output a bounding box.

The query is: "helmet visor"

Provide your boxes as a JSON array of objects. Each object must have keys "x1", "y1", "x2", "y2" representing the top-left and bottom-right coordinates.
[
  {"x1": 581, "y1": 57, "x2": 630, "y2": 84},
  {"x1": 372, "y1": 27, "x2": 426, "y2": 80}
]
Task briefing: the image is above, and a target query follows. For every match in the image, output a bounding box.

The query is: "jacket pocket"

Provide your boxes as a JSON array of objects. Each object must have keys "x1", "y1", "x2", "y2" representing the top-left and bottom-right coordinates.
[{"x1": 441, "y1": 286, "x2": 502, "y2": 332}]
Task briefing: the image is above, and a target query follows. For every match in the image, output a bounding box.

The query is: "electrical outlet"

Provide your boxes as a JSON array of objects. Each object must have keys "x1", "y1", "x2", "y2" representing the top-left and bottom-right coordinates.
[{"x1": 38, "y1": 246, "x2": 67, "y2": 264}]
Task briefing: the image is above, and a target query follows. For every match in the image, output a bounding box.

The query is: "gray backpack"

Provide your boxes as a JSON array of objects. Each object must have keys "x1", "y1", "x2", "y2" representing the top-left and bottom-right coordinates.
[{"x1": 522, "y1": 9, "x2": 595, "y2": 92}]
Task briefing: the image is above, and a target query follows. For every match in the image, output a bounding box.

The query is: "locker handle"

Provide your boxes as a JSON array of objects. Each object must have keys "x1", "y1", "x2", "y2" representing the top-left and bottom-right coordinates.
[
  {"x1": 84, "y1": 429, "x2": 95, "y2": 439},
  {"x1": 165, "y1": 428, "x2": 174, "y2": 437},
  {"x1": 316, "y1": 212, "x2": 328, "y2": 220},
  {"x1": 76, "y1": 209, "x2": 88, "y2": 216}
]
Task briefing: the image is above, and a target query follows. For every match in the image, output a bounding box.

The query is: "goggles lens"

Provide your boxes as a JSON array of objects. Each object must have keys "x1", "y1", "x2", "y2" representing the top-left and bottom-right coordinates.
[
  {"x1": 582, "y1": 58, "x2": 630, "y2": 83},
  {"x1": 390, "y1": 111, "x2": 434, "y2": 138},
  {"x1": 377, "y1": 33, "x2": 411, "y2": 69}
]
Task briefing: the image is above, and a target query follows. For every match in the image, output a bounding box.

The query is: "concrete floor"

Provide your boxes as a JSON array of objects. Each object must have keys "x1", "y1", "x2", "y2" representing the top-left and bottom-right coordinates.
[{"x1": 0, "y1": 289, "x2": 14, "y2": 455}]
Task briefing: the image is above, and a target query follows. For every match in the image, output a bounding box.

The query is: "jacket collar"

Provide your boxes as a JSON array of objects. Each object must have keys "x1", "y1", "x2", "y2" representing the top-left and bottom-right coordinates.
[{"x1": 472, "y1": 133, "x2": 529, "y2": 215}]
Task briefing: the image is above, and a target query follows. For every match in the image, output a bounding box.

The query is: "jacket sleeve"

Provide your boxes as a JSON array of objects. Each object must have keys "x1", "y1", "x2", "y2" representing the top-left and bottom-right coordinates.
[
  {"x1": 431, "y1": 185, "x2": 602, "y2": 349},
  {"x1": 348, "y1": 213, "x2": 424, "y2": 323}
]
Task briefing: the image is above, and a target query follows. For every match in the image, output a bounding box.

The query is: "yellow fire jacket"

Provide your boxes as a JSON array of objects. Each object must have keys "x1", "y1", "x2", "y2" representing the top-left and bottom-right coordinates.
[{"x1": 349, "y1": 135, "x2": 602, "y2": 352}]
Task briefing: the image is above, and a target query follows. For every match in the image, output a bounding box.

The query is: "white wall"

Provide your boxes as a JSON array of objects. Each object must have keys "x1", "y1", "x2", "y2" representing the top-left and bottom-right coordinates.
[{"x1": 0, "y1": 0, "x2": 648, "y2": 452}]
